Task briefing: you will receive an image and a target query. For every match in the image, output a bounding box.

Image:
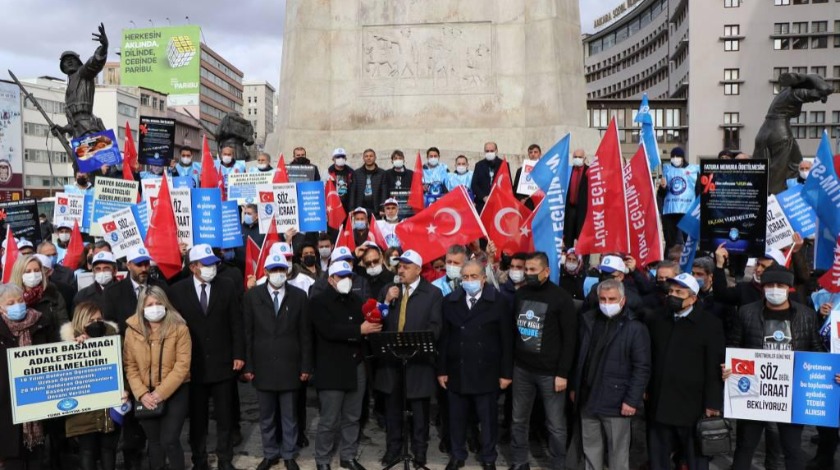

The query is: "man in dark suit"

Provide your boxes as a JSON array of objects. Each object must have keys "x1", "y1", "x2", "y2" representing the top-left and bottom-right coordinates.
[
  {"x1": 564, "y1": 148, "x2": 589, "y2": 248},
  {"x1": 348, "y1": 148, "x2": 387, "y2": 214},
  {"x1": 470, "y1": 142, "x2": 506, "y2": 214},
  {"x1": 73, "y1": 250, "x2": 117, "y2": 308},
  {"x1": 376, "y1": 250, "x2": 443, "y2": 468},
  {"x1": 438, "y1": 261, "x2": 513, "y2": 470},
  {"x1": 242, "y1": 253, "x2": 312, "y2": 470},
  {"x1": 647, "y1": 274, "x2": 724, "y2": 470},
  {"x1": 169, "y1": 244, "x2": 244, "y2": 470}
]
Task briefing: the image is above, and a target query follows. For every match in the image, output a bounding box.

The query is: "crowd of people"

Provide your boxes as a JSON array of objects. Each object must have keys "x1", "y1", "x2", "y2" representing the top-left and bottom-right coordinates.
[{"x1": 0, "y1": 142, "x2": 838, "y2": 470}]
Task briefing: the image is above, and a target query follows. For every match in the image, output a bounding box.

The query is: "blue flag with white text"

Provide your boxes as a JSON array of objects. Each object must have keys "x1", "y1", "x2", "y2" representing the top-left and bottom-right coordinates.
[
  {"x1": 529, "y1": 134, "x2": 571, "y2": 283},
  {"x1": 802, "y1": 132, "x2": 840, "y2": 239},
  {"x1": 677, "y1": 196, "x2": 701, "y2": 272},
  {"x1": 634, "y1": 94, "x2": 661, "y2": 171}
]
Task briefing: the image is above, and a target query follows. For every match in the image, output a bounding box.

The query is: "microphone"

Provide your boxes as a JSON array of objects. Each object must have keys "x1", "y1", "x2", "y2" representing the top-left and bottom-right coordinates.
[{"x1": 362, "y1": 298, "x2": 383, "y2": 323}]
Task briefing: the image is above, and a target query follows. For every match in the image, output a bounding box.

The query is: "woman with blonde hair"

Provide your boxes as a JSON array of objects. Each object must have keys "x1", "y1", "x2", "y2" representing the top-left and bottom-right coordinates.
[
  {"x1": 123, "y1": 285, "x2": 192, "y2": 470},
  {"x1": 60, "y1": 301, "x2": 125, "y2": 470},
  {"x1": 10, "y1": 254, "x2": 67, "y2": 342}
]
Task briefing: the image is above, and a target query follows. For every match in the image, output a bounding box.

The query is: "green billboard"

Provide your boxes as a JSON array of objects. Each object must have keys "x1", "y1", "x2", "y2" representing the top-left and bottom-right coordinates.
[{"x1": 120, "y1": 26, "x2": 201, "y2": 98}]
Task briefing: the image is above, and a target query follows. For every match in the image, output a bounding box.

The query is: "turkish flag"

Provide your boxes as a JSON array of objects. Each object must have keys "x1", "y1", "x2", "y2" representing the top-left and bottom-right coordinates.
[
  {"x1": 145, "y1": 173, "x2": 183, "y2": 279},
  {"x1": 408, "y1": 152, "x2": 425, "y2": 212},
  {"x1": 57, "y1": 197, "x2": 68, "y2": 206},
  {"x1": 259, "y1": 191, "x2": 274, "y2": 203},
  {"x1": 255, "y1": 214, "x2": 280, "y2": 280},
  {"x1": 624, "y1": 144, "x2": 664, "y2": 267},
  {"x1": 396, "y1": 186, "x2": 487, "y2": 263},
  {"x1": 481, "y1": 160, "x2": 530, "y2": 258},
  {"x1": 101, "y1": 220, "x2": 118, "y2": 233},
  {"x1": 731, "y1": 358, "x2": 755, "y2": 375},
  {"x1": 61, "y1": 220, "x2": 85, "y2": 270},
  {"x1": 502, "y1": 199, "x2": 540, "y2": 255},
  {"x1": 244, "y1": 237, "x2": 260, "y2": 288},
  {"x1": 325, "y1": 179, "x2": 347, "y2": 229},
  {"x1": 335, "y1": 218, "x2": 357, "y2": 252},
  {"x1": 2, "y1": 226, "x2": 18, "y2": 284},
  {"x1": 368, "y1": 213, "x2": 388, "y2": 249},
  {"x1": 199, "y1": 135, "x2": 223, "y2": 192},
  {"x1": 123, "y1": 121, "x2": 138, "y2": 182},
  {"x1": 273, "y1": 153, "x2": 289, "y2": 183},
  {"x1": 818, "y1": 234, "x2": 840, "y2": 293},
  {"x1": 576, "y1": 117, "x2": 630, "y2": 255}
]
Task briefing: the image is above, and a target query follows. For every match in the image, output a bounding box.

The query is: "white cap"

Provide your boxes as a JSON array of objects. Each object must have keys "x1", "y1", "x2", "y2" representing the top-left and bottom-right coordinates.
[
  {"x1": 382, "y1": 198, "x2": 399, "y2": 207},
  {"x1": 332, "y1": 148, "x2": 347, "y2": 158},
  {"x1": 599, "y1": 255, "x2": 627, "y2": 274},
  {"x1": 126, "y1": 245, "x2": 151, "y2": 264},
  {"x1": 763, "y1": 247, "x2": 786, "y2": 266},
  {"x1": 352, "y1": 207, "x2": 368, "y2": 216},
  {"x1": 91, "y1": 251, "x2": 117, "y2": 266},
  {"x1": 188, "y1": 244, "x2": 220, "y2": 266},
  {"x1": 56, "y1": 221, "x2": 73, "y2": 230},
  {"x1": 264, "y1": 253, "x2": 289, "y2": 270},
  {"x1": 328, "y1": 261, "x2": 353, "y2": 277},
  {"x1": 34, "y1": 254, "x2": 53, "y2": 269},
  {"x1": 269, "y1": 242, "x2": 294, "y2": 258},
  {"x1": 330, "y1": 246, "x2": 354, "y2": 262},
  {"x1": 398, "y1": 249, "x2": 423, "y2": 266},
  {"x1": 668, "y1": 273, "x2": 700, "y2": 295},
  {"x1": 17, "y1": 239, "x2": 33, "y2": 249}
]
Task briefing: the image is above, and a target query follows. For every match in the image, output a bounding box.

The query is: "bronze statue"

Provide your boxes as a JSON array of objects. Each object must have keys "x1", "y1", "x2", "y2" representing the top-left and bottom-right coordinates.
[
  {"x1": 754, "y1": 73, "x2": 833, "y2": 194},
  {"x1": 215, "y1": 112, "x2": 254, "y2": 160},
  {"x1": 51, "y1": 23, "x2": 109, "y2": 140}
]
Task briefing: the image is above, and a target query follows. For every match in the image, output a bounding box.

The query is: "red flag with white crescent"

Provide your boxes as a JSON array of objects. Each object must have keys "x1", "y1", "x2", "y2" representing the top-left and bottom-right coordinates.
[
  {"x1": 256, "y1": 215, "x2": 280, "y2": 280},
  {"x1": 818, "y1": 234, "x2": 840, "y2": 293},
  {"x1": 335, "y1": 218, "x2": 357, "y2": 252},
  {"x1": 244, "y1": 237, "x2": 260, "y2": 288},
  {"x1": 144, "y1": 173, "x2": 183, "y2": 279},
  {"x1": 123, "y1": 121, "x2": 138, "y2": 182},
  {"x1": 481, "y1": 160, "x2": 530, "y2": 258},
  {"x1": 368, "y1": 213, "x2": 388, "y2": 249},
  {"x1": 273, "y1": 153, "x2": 289, "y2": 184},
  {"x1": 2, "y1": 226, "x2": 18, "y2": 284},
  {"x1": 624, "y1": 144, "x2": 664, "y2": 267},
  {"x1": 325, "y1": 179, "x2": 347, "y2": 229}
]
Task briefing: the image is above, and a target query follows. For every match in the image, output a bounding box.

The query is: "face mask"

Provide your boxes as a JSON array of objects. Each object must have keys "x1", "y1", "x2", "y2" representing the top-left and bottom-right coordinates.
[
  {"x1": 243, "y1": 214, "x2": 254, "y2": 225},
  {"x1": 765, "y1": 287, "x2": 788, "y2": 306},
  {"x1": 199, "y1": 265, "x2": 217, "y2": 283},
  {"x1": 462, "y1": 280, "x2": 482, "y2": 295},
  {"x1": 565, "y1": 262, "x2": 579, "y2": 272},
  {"x1": 40, "y1": 218, "x2": 47, "y2": 224},
  {"x1": 319, "y1": 247, "x2": 332, "y2": 258},
  {"x1": 269, "y1": 273, "x2": 287, "y2": 288},
  {"x1": 572, "y1": 157, "x2": 584, "y2": 167},
  {"x1": 334, "y1": 157, "x2": 346, "y2": 167},
  {"x1": 525, "y1": 273, "x2": 542, "y2": 287},
  {"x1": 222, "y1": 155, "x2": 233, "y2": 165},
  {"x1": 485, "y1": 152, "x2": 496, "y2": 161},
  {"x1": 752, "y1": 273, "x2": 761, "y2": 284},
  {"x1": 5, "y1": 303, "x2": 27, "y2": 321},
  {"x1": 94, "y1": 271, "x2": 113, "y2": 286},
  {"x1": 302, "y1": 255, "x2": 317, "y2": 267},
  {"x1": 180, "y1": 157, "x2": 192, "y2": 165},
  {"x1": 445, "y1": 264, "x2": 462, "y2": 280},
  {"x1": 143, "y1": 305, "x2": 166, "y2": 323},
  {"x1": 393, "y1": 160, "x2": 405, "y2": 169},
  {"x1": 456, "y1": 165, "x2": 468, "y2": 174},
  {"x1": 666, "y1": 295, "x2": 687, "y2": 313},
  {"x1": 799, "y1": 170, "x2": 810, "y2": 180},
  {"x1": 509, "y1": 269, "x2": 524, "y2": 284},
  {"x1": 694, "y1": 277, "x2": 706, "y2": 290},
  {"x1": 366, "y1": 264, "x2": 383, "y2": 277},
  {"x1": 76, "y1": 177, "x2": 88, "y2": 186},
  {"x1": 336, "y1": 277, "x2": 353, "y2": 294},
  {"x1": 223, "y1": 250, "x2": 235, "y2": 261},
  {"x1": 48, "y1": 255, "x2": 58, "y2": 267},
  {"x1": 427, "y1": 157, "x2": 439, "y2": 167},
  {"x1": 353, "y1": 220, "x2": 367, "y2": 230},
  {"x1": 385, "y1": 214, "x2": 399, "y2": 222},
  {"x1": 599, "y1": 302, "x2": 622, "y2": 318},
  {"x1": 671, "y1": 157, "x2": 684, "y2": 167},
  {"x1": 150, "y1": 166, "x2": 164, "y2": 175},
  {"x1": 58, "y1": 232, "x2": 71, "y2": 243},
  {"x1": 389, "y1": 256, "x2": 399, "y2": 267},
  {"x1": 257, "y1": 163, "x2": 269, "y2": 170},
  {"x1": 22, "y1": 272, "x2": 43, "y2": 288},
  {"x1": 84, "y1": 321, "x2": 107, "y2": 338}
]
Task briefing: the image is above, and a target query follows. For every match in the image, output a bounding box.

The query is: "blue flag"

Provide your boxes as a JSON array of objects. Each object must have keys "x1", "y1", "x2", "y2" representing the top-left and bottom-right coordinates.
[
  {"x1": 802, "y1": 131, "x2": 840, "y2": 238},
  {"x1": 529, "y1": 134, "x2": 571, "y2": 283},
  {"x1": 677, "y1": 196, "x2": 701, "y2": 272},
  {"x1": 634, "y1": 94, "x2": 661, "y2": 171}
]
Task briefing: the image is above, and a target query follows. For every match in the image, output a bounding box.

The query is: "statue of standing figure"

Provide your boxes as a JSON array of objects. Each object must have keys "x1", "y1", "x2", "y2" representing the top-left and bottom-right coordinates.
[
  {"x1": 216, "y1": 112, "x2": 255, "y2": 161},
  {"x1": 753, "y1": 73, "x2": 833, "y2": 195}
]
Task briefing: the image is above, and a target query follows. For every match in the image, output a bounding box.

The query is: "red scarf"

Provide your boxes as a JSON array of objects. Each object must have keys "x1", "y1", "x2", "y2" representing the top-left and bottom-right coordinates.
[
  {"x1": 568, "y1": 166, "x2": 586, "y2": 206},
  {"x1": 23, "y1": 285, "x2": 44, "y2": 307}
]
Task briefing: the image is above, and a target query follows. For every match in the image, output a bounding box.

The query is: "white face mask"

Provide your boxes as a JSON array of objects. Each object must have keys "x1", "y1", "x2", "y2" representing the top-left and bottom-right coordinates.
[
  {"x1": 334, "y1": 157, "x2": 346, "y2": 167},
  {"x1": 94, "y1": 271, "x2": 113, "y2": 286},
  {"x1": 269, "y1": 272, "x2": 286, "y2": 288},
  {"x1": 199, "y1": 265, "x2": 217, "y2": 283},
  {"x1": 445, "y1": 264, "x2": 462, "y2": 280},
  {"x1": 509, "y1": 269, "x2": 524, "y2": 284},
  {"x1": 671, "y1": 157, "x2": 684, "y2": 167},
  {"x1": 385, "y1": 214, "x2": 399, "y2": 223},
  {"x1": 765, "y1": 287, "x2": 788, "y2": 306},
  {"x1": 599, "y1": 302, "x2": 622, "y2": 318},
  {"x1": 221, "y1": 155, "x2": 233, "y2": 165},
  {"x1": 799, "y1": 170, "x2": 810, "y2": 180},
  {"x1": 565, "y1": 261, "x2": 580, "y2": 272},
  {"x1": 456, "y1": 165, "x2": 468, "y2": 174},
  {"x1": 389, "y1": 256, "x2": 399, "y2": 267},
  {"x1": 572, "y1": 157, "x2": 584, "y2": 167},
  {"x1": 319, "y1": 247, "x2": 332, "y2": 258},
  {"x1": 58, "y1": 232, "x2": 71, "y2": 243},
  {"x1": 336, "y1": 277, "x2": 353, "y2": 294},
  {"x1": 22, "y1": 272, "x2": 43, "y2": 288},
  {"x1": 143, "y1": 305, "x2": 166, "y2": 323},
  {"x1": 366, "y1": 264, "x2": 383, "y2": 277},
  {"x1": 257, "y1": 163, "x2": 269, "y2": 170},
  {"x1": 485, "y1": 152, "x2": 496, "y2": 161},
  {"x1": 393, "y1": 160, "x2": 405, "y2": 169},
  {"x1": 180, "y1": 157, "x2": 192, "y2": 165},
  {"x1": 427, "y1": 157, "x2": 439, "y2": 167}
]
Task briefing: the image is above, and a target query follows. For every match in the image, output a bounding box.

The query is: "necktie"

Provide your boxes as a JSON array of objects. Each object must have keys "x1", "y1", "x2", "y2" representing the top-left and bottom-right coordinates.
[
  {"x1": 398, "y1": 285, "x2": 410, "y2": 332},
  {"x1": 200, "y1": 284, "x2": 208, "y2": 315},
  {"x1": 273, "y1": 291, "x2": 280, "y2": 316},
  {"x1": 469, "y1": 296, "x2": 477, "y2": 309}
]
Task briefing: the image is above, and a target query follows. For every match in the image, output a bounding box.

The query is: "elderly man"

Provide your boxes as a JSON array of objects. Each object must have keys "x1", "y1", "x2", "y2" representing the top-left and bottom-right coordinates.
[
  {"x1": 787, "y1": 158, "x2": 813, "y2": 188},
  {"x1": 432, "y1": 245, "x2": 469, "y2": 296},
  {"x1": 73, "y1": 250, "x2": 117, "y2": 307},
  {"x1": 571, "y1": 279, "x2": 650, "y2": 470},
  {"x1": 471, "y1": 142, "x2": 505, "y2": 214},
  {"x1": 249, "y1": 152, "x2": 275, "y2": 173},
  {"x1": 564, "y1": 148, "x2": 590, "y2": 246}
]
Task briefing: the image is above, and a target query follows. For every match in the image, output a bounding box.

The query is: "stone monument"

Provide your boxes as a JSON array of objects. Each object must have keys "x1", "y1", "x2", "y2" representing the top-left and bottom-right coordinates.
[{"x1": 266, "y1": 0, "x2": 599, "y2": 167}]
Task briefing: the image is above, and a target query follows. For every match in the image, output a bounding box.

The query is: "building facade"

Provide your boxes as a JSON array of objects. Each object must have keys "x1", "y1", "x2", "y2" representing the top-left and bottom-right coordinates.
[
  {"x1": 243, "y1": 81, "x2": 276, "y2": 150},
  {"x1": 199, "y1": 43, "x2": 244, "y2": 139},
  {"x1": 583, "y1": 0, "x2": 840, "y2": 161},
  {"x1": 20, "y1": 77, "x2": 73, "y2": 198}
]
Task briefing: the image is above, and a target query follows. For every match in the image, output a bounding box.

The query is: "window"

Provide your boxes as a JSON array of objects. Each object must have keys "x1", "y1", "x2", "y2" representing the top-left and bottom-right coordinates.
[
  {"x1": 832, "y1": 111, "x2": 840, "y2": 123},
  {"x1": 811, "y1": 66, "x2": 827, "y2": 77},
  {"x1": 813, "y1": 21, "x2": 828, "y2": 33},
  {"x1": 723, "y1": 128, "x2": 740, "y2": 149},
  {"x1": 140, "y1": 94, "x2": 150, "y2": 106},
  {"x1": 792, "y1": 22, "x2": 808, "y2": 34},
  {"x1": 812, "y1": 37, "x2": 828, "y2": 48},
  {"x1": 836, "y1": 21, "x2": 840, "y2": 47},
  {"x1": 724, "y1": 0, "x2": 740, "y2": 6},
  {"x1": 590, "y1": 109, "x2": 609, "y2": 128},
  {"x1": 23, "y1": 122, "x2": 50, "y2": 137},
  {"x1": 724, "y1": 39, "x2": 739, "y2": 51},
  {"x1": 117, "y1": 102, "x2": 137, "y2": 118},
  {"x1": 724, "y1": 68, "x2": 740, "y2": 80},
  {"x1": 724, "y1": 112, "x2": 740, "y2": 124},
  {"x1": 774, "y1": 0, "x2": 790, "y2": 4},
  {"x1": 774, "y1": 23, "x2": 790, "y2": 35},
  {"x1": 774, "y1": 38, "x2": 790, "y2": 50},
  {"x1": 792, "y1": 66, "x2": 808, "y2": 74},
  {"x1": 725, "y1": 83, "x2": 740, "y2": 95},
  {"x1": 724, "y1": 25, "x2": 740, "y2": 37},
  {"x1": 23, "y1": 98, "x2": 63, "y2": 115},
  {"x1": 812, "y1": 111, "x2": 826, "y2": 123},
  {"x1": 792, "y1": 0, "x2": 808, "y2": 3}
]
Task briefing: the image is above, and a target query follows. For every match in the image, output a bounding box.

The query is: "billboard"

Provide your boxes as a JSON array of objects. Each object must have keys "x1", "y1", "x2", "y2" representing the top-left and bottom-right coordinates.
[
  {"x1": 120, "y1": 26, "x2": 201, "y2": 109},
  {"x1": 0, "y1": 81, "x2": 23, "y2": 201}
]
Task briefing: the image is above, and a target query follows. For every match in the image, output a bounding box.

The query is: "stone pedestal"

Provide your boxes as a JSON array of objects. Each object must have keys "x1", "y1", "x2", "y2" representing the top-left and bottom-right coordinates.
[{"x1": 266, "y1": 0, "x2": 599, "y2": 168}]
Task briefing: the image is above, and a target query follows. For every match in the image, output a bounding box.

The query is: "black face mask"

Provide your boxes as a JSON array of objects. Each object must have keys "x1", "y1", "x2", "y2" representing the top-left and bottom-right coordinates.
[
  {"x1": 666, "y1": 295, "x2": 686, "y2": 314},
  {"x1": 302, "y1": 255, "x2": 317, "y2": 267},
  {"x1": 525, "y1": 274, "x2": 542, "y2": 287},
  {"x1": 599, "y1": 273, "x2": 616, "y2": 283},
  {"x1": 76, "y1": 177, "x2": 89, "y2": 186},
  {"x1": 84, "y1": 321, "x2": 107, "y2": 338}
]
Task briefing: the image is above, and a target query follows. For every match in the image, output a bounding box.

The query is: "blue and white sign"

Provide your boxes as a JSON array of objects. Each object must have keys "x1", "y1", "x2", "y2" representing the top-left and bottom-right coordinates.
[
  {"x1": 228, "y1": 172, "x2": 274, "y2": 205},
  {"x1": 81, "y1": 194, "x2": 94, "y2": 234},
  {"x1": 71, "y1": 129, "x2": 123, "y2": 173},
  {"x1": 221, "y1": 201, "x2": 243, "y2": 249},
  {"x1": 791, "y1": 351, "x2": 840, "y2": 427},
  {"x1": 777, "y1": 185, "x2": 817, "y2": 239},
  {"x1": 191, "y1": 188, "x2": 223, "y2": 247},
  {"x1": 296, "y1": 181, "x2": 327, "y2": 233}
]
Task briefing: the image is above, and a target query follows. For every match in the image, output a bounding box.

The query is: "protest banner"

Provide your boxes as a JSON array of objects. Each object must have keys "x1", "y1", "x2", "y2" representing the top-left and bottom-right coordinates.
[
  {"x1": 191, "y1": 188, "x2": 223, "y2": 247},
  {"x1": 131, "y1": 203, "x2": 148, "y2": 235},
  {"x1": 53, "y1": 193, "x2": 86, "y2": 231},
  {"x1": 287, "y1": 164, "x2": 318, "y2": 183},
  {"x1": 777, "y1": 185, "x2": 817, "y2": 239},
  {"x1": 296, "y1": 181, "x2": 327, "y2": 233},
  {"x1": 170, "y1": 188, "x2": 193, "y2": 247},
  {"x1": 724, "y1": 348, "x2": 840, "y2": 427},
  {"x1": 766, "y1": 195, "x2": 795, "y2": 251},
  {"x1": 515, "y1": 160, "x2": 540, "y2": 197},
  {"x1": 699, "y1": 160, "x2": 768, "y2": 257},
  {"x1": 81, "y1": 194, "x2": 94, "y2": 233},
  {"x1": 138, "y1": 116, "x2": 176, "y2": 166},
  {"x1": 257, "y1": 183, "x2": 299, "y2": 234},
  {"x1": 221, "y1": 201, "x2": 243, "y2": 249},
  {"x1": 832, "y1": 306, "x2": 840, "y2": 354},
  {"x1": 0, "y1": 198, "x2": 41, "y2": 243},
  {"x1": 91, "y1": 177, "x2": 139, "y2": 237},
  {"x1": 228, "y1": 172, "x2": 274, "y2": 205},
  {"x1": 6, "y1": 337, "x2": 124, "y2": 424},
  {"x1": 98, "y1": 207, "x2": 147, "y2": 259},
  {"x1": 71, "y1": 129, "x2": 123, "y2": 173}
]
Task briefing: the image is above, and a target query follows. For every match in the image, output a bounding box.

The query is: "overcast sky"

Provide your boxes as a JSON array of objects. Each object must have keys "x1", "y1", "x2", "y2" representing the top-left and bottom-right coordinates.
[{"x1": 1, "y1": 0, "x2": 612, "y2": 90}]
